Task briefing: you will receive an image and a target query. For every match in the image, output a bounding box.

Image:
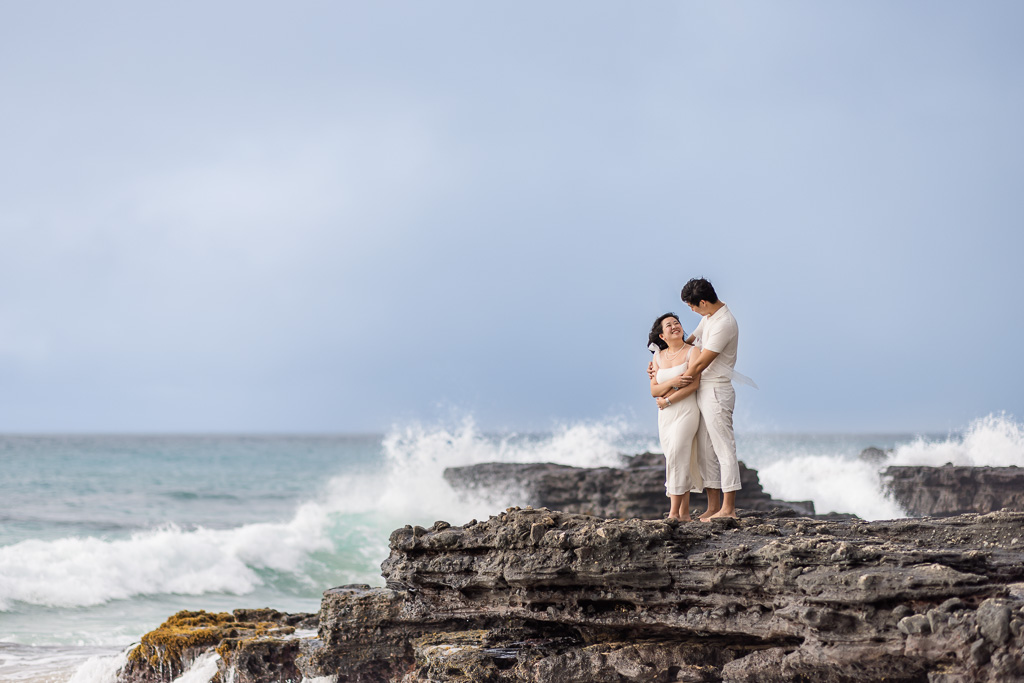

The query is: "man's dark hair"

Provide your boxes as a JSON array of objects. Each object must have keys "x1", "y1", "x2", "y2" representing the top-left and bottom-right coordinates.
[
  {"x1": 680, "y1": 278, "x2": 718, "y2": 306},
  {"x1": 648, "y1": 313, "x2": 682, "y2": 351}
]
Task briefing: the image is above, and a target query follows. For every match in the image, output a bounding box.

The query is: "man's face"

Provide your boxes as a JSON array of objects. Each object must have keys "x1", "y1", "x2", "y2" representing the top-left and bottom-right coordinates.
[{"x1": 686, "y1": 300, "x2": 708, "y2": 316}]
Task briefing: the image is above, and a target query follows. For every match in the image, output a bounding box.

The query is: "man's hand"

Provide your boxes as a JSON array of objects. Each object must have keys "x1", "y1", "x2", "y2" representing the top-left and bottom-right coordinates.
[
  {"x1": 676, "y1": 375, "x2": 695, "y2": 387},
  {"x1": 647, "y1": 361, "x2": 656, "y2": 380}
]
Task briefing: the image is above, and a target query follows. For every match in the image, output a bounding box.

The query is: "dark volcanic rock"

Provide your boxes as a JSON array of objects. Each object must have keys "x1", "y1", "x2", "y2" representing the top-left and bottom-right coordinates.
[
  {"x1": 858, "y1": 446, "x2": 890, "y2": 464},
  {"x1": 884, "y1": 464, "x2": 1024, "y2": 516},
  {"x1": 296, "y1": 509, "x2": 1024, "y2": 682},
  {"x1": 120, "y1": 510, "x2": 1024, "y2": 682},
  {"x1": 444, "y1": 456, "x2": 818, "y2": 519}
]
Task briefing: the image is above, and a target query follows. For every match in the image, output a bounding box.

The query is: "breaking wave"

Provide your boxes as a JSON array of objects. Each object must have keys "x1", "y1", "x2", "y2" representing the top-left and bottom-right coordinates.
[
  {"x1": 0, "y1": 418, "x2": 644, "y2": 611},
  {"x1": 758, "y1": 412, "x2": 1022, "y2": 520}
]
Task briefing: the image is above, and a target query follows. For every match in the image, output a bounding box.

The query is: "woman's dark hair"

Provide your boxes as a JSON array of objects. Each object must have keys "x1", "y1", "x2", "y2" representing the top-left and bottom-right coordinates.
[
  {"x1": 680, "y1": 277, "x2": 719, "y2": 306},
  {"x1": 648, "y1": 313, "x2": 682, "y2": 352}
]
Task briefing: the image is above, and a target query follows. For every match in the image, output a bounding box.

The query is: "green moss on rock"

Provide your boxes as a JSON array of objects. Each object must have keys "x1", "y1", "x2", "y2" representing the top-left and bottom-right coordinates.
[{"x1": 126, "y1": 609, "x2": 292, "y2": 679}]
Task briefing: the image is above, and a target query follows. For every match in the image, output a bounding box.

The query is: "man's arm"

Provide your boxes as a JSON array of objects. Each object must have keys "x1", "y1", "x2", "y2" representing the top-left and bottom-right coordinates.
[
  {"x1": 682, "y1": 311, "x2": 734, "y2": 383},
  {"x1": 679, "y1": 348, "x2": 719, "y2": 384}
]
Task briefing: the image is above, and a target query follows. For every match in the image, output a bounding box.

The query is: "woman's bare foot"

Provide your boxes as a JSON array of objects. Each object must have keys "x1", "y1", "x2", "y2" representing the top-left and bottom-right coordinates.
[
  {"x1": 667, "y1": 514, "x2": 692, "y2": 522},
  {"x1": 700, "y1": 489, "x2": 722, "y2": 522}
]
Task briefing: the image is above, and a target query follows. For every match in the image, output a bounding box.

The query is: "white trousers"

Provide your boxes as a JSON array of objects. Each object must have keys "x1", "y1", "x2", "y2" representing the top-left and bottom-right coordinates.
[
  {"x1": 696, "y1": 381, "x2": 741, "y2": 493},
  {"x1": 657, "y1": 393, "x2": 703, "y2": 495}
]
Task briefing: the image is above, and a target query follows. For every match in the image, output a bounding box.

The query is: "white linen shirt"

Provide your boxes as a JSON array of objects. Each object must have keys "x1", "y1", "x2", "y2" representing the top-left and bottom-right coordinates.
[{"x1": 691, "y1": 304, "x2": 739, "y2": 383}]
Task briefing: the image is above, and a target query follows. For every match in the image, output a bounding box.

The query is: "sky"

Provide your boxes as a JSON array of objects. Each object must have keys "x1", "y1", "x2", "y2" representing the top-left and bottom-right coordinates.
[{"x1": 1, "y1": 2, "x2": 1022, "y2": 435}]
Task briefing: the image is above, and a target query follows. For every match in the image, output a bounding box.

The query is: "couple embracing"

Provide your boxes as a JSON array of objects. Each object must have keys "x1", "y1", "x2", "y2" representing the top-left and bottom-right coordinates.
[{"x1": 648, "y1": 278, "x2": 742, "y2": 522}]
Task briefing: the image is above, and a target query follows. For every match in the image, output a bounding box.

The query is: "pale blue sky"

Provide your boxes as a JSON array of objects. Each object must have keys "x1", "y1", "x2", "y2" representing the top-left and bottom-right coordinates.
[{"x1": 1, "y1": 2, "x2": 1022, "y2": 434}]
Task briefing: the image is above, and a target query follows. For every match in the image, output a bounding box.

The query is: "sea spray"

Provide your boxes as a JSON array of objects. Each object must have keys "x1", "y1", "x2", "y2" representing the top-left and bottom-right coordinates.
[
  {"x1": 0, "y1": 419, "x2": 644, "y2": 614},
  {"x1": 65, "y1": 649, "x2": 129, "y2": 683},
  {"x1": 167, "y1": 651, "x2": 220, "y2": 683},
  {"x1": 367, "y1": 417, "x2": 636, "y2": 521},
  {"x1": 6, "y1": 415, "x2": 1021, "y2": 614},
  {"x1": 4, "y1": 414, "x2": 1017, "y2": 683},
  {"x1": 314, "y1": 417, "x2": 647, "y2": 569},
  {"x1": 755, "y1": 412, "x2": 1023, "y2": 520},
  {"x1": 758, "y1": 456, "x2": 905, "y2": 520},
  {"x1": 889, "y1": 412, "x2": 1024, "y2": 467}
]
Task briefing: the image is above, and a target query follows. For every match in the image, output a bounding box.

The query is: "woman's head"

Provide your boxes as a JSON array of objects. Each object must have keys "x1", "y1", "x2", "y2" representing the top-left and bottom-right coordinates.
[{"x1": 648, "y1": 313, "x2": 684, "y2": 351}]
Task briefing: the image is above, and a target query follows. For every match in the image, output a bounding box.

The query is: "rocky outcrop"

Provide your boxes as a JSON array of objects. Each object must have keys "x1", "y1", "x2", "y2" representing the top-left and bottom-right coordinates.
[
  {"x1": 121, "y1": 509, "x2": 1024, "y2": 682},
  {"x1": 118, "y1": 608, "x2": 317, "y2": 683},
  {"x1": 327, "y1": 509, "x2": 1024, "y2": 682},
  {"x1": 444, "y1": 455, "x2": 821, "y2": 519},
  {"x1": 884, "y1": 465, "x2": 1024, "y2": 516},
  {"x1": 858, "y1": 446, "x2": 890, "y2": 464}
]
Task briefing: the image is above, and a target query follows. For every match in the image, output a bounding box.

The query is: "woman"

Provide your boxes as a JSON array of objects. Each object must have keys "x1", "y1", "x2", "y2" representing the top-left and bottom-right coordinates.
[{"x1": 648, "y1": 312, "x2": 703, "y2": 521}]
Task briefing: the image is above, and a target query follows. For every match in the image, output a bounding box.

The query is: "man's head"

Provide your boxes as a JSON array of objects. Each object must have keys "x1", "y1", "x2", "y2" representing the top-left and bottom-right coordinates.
[{"x1": 680, "y1": 278, "x2": 719, "y2": 315}]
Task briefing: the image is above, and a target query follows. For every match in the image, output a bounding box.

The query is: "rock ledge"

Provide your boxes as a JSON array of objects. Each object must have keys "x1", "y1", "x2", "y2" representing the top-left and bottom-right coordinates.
[{"x1": 121, "y1": 509, "x2": 1024, "y2": 682}]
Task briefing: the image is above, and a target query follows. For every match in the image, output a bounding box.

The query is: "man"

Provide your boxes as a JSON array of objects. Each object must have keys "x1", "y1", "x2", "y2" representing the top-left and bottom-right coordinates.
[{"x1": 678, "y1": 278, "x2": 741, "y2": 520}]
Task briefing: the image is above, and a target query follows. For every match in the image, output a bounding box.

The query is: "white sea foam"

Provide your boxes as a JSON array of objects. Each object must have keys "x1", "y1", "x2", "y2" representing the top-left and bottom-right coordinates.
[
  {"x1": 9, "y1": 414, "x2": 1015, "y2": 612},
  {"x1": 758, "y1": 456, "x2": 905, "y2": 520},
  {"x1": 0, "y1": 644, "x2": 124, "y2": 683},
  {"x1": 369, "y1": 417, "x2": 632, "y2": 516},
  {"x1": 171, "y1": 651, "x2": 220, "y2": 683},
  {"x1": 889, "y1": 412, "x2": 1024, "y2": 467},
  {"x1": 758, "y1": 413, "x2": 1023, "y2": 520},
  {"x1": 66, "y1": 649, "x2": 128, "y2": 683},
  {"x1": 0, "y1": 502, "x2": 333, "y2": 610},
  {"x1": 0, "y1": 418, "x2": 639, "y2": 611},
  {"x1": 315, "y1": 417, "x2": 641, "y2": 564}
]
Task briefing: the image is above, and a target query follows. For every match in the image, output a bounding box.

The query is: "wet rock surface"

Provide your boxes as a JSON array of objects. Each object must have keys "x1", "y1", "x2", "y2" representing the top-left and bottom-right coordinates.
[
  {"x1": 118, "y1": 608, "x2": 317, "y2": 683},
  {"x1": 341, "y1": 508, "x2": 1024, "y2": 682},
  {"x1": 120, "y1": 509, "x2": 1024, "y2": 682},
  {"x1": 884, "y1": 465, "x2": 1024, "y2": 516},
  {"x1": 362, "y1": 509, "x2": 1024, "y2": 679},
  {"x1": 117, "y1": 472, "x2": 1024, "y2": 683},
  {"x1": 444, "y1": 455, "x2": 821, "y2": 519}
]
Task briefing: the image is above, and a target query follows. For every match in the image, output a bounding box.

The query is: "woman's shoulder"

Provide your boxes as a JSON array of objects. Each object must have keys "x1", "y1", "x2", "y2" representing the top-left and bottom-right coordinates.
[{"x1": 683, "y1": 343, "x2": 697, "y2": 366}]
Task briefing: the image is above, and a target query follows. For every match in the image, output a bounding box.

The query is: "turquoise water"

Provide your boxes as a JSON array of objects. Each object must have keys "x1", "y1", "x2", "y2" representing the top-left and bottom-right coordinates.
[
  {"x1": 0, "y1": 435, "x2": 379, "y2": 546},
  {"x1": 1, "y1": 415, "x2": 1021, "y2": 681}
]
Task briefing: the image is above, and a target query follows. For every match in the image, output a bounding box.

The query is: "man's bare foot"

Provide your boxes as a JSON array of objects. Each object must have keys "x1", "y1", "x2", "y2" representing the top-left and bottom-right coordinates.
[
  {"x1": 698, "y1": 509, "x2": 719, "y2": 522},
  {"x1": 707, "y1": 509, "x2": 738, "y2": 520}
]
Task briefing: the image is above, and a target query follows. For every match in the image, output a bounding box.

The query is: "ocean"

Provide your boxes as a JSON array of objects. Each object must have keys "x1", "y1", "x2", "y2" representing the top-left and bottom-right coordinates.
[{"x1": 1, "y1": 413, "x2": 1022, "y2": 683}]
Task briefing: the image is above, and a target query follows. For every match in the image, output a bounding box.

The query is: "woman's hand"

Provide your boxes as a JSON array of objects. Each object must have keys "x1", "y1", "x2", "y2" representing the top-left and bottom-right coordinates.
[{"x1": 656, "y1": 397, "x2": 670, "y2": 410}]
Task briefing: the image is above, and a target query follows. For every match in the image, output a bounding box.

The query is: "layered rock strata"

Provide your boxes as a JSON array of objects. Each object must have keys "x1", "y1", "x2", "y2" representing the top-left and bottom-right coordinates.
[
  {"x1": 122, "y1": 509, "x2": 1024, "y2": 682},
  {"x1": 884, "y1": 465, "x2": 1024, "y2": 516},
  {"x1": 444, "y1": 454, "x2": 821, "y2": 519}
]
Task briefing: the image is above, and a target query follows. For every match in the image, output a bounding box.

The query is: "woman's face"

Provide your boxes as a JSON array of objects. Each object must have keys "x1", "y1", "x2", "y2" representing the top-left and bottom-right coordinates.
[{"x1": 660, "y1": 317, "x2": 683, "y2": 341}]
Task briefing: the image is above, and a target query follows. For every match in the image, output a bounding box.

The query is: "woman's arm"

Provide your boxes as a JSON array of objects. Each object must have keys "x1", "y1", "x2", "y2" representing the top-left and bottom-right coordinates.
[
  {"x1": 652, "y1": 379, "x2": 673, "y2": 397},
  {"x1": 650, "y1": 358, "x2": 672, "y2": 397},
  {"x1": 650, "y1": 355, "x2": 688, "y2": 397},
  {"x1": 656, "y1": 373, "x2": 701, "y2": 409}
]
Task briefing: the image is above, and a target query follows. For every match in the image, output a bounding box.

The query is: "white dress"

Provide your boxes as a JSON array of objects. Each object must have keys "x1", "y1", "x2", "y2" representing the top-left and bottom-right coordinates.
[{"x1": 655, "y1": 348, "x2": 703, "y2": 496}]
